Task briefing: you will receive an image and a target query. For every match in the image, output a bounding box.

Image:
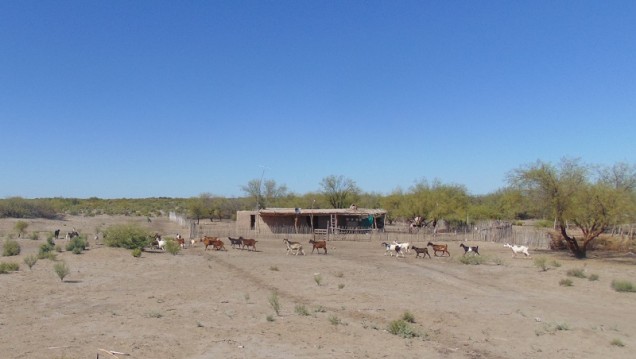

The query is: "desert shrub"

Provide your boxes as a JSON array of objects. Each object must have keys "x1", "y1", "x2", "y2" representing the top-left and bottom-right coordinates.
[
  {"x1": 559, "y1": 278, "x2": 573, "y2": 287},
  {"x1": 14, "y1": 220, "x2": 29, "y2": 236},
  {"x1": 566, "y1": 268, "x2": 587, "y2": 278},
  {"x1": 268, "y1": 291, "x2": 281, "y2": 316},
  {"x1": 551, "y1": 260, "x2": 562, "y2": 268},
  {"x1": 0, "y1": 262, "x2": 20, "y2": 273},
  {"x1": 66, "y1": 236, "x2": 87, "y2": 253},
  {"x1": 295, "y1": 304, "x2": 310, "y2": 316},
  {"x1": 55, "y1": 245, "x2": 63, "y2": 253},
  {"x1": 610, "y1": 338, "x2": 625, "y2": 347},
  {"x1": 388, "y1": 319, "x2": 419, "y2": 338},
  {"x1": 534, "y1": 256, "x2": 548, "y2": 271},
  {"x1": 266, "y1": 315, "x2": 275, "y2": 322},
  {"x1": 103, "y1": 224, "x2": 151, "y2": 249},
  {"x1": 269, "y1": 265, "x2": 279, "y2": 271},
  {"x1": 164, "y1": 239, "x2": 181, "y2": 255},
  {"x1": 459, "y1": 255, "x2": 486, "y2": 265},
  {"x1": 588, "y1": 274, "x2": 599, "y2": 281},
  {"x1": 23, "y1": 254, "x2": 38, "y2": 270},
  {"x1": 328, "y1": 315, "x2": 342, "y2": 326},
  {"x1": 401, "y1": 311, "x2": 416, "y2": 323},
  {"x1": 334, "y1": 271, "x2": 344, "y2": 278},
  {"x1": 2, "y1": 239, "x2": 21, "y2": 256},
  {"x1": 29, "y1": 232, "x2": 39, "y2": 240},
  {"x1": 314, "y1": 273, "x2": 323, "y2": 285},
  {"x1": 611, "y1": 280, "x2": 636, "y2": 293},
  {"x1": 131, "y1": 248, "x2": 142, "y2": 257},
  {"x1": 338, "y1": 283, "x2": 345, "y2": 289},
  {"x1": 53, "y1": 261, "x2": 70, "y2": 281}
]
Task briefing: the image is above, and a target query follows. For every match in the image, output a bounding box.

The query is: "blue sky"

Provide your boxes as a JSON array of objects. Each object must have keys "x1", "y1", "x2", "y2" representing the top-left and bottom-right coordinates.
[{"x1": 1, "y1": 1, "x2": 634, "y2": 199}]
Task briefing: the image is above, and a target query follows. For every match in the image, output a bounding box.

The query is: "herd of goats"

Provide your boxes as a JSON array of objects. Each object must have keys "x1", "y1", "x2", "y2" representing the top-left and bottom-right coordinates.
[{"x1": 145, "y1": 232, "x2": 532, "y2": 259}]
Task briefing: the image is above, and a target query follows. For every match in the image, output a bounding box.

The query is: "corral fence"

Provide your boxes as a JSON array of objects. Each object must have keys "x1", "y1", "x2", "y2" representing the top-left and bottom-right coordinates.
[{"x1": 186, "y1": 218, "x2": 552, "y2": 249}]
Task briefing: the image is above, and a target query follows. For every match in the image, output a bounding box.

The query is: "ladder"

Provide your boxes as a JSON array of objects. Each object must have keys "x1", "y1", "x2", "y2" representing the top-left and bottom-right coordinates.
[{"x1": 329, "y1": 214, "x2": 338, "y2": 234}]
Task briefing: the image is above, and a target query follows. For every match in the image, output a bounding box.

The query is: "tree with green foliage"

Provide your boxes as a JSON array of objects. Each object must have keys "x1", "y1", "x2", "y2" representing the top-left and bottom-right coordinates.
[
  {"x1": 319, "y1": 175, "x2": 360, "y2": 209},
  {"x1": 510, "y1": 159, "x2": 636, "y2": 258},
  {"x1": 242, "y1": 179, "x2": 289, "y2": 210}
]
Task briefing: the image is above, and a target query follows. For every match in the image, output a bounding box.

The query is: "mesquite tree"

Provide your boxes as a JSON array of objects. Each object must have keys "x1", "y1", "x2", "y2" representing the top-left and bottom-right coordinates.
[{"x1": 510, "y1": 159, "x2": 635, "y2": 258}]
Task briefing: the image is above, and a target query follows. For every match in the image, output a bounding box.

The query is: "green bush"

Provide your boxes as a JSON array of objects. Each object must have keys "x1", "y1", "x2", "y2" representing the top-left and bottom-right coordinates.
[
  {"x1": 534, "y1": 256, "x2": 548, "y2": 271},
  {"x1": 588, "y1": 274, "x2": 599, "y2": 281},
  {"x1": 164, "y1": 239, "x2": 181, "y2": 255},
  {"x1": 38, "y1": 242, "x2": 56, "y2": 259},
  {"x1": 388, "y1": 319, "x2": 419, "y2": 338},
  {"x1": 566, "y1": 268, "x2": 587, "y2": 278},
  {"x1": 54, "y1": 261, "x2": 70, "y2": 281},
  {"x1": 2, "y1": 239, "x2": 21, "y2": 256},
  {"x1": 66, "y1": 236, "x2": 87, "y2": 253},
  {"x1": 23, "y1": 254, "x2": 38, "y2": 270},
  {"x1": 401, "y1": 311, "x2": 416, "y2": 323},
  {"x1": 559, "y1": 278, "x2": 573, "y2": 287},
  {"x1": 459, "y1": 255, "x2": 486, "y2": 265},
  {"x1": 0, "y1": 262, "x2": 20, "y2": 273},
  {"x1": 132, "y1": 248, "x2": 142, "y2": 257},
  {"x1": 14, "y1": 220, "x2": 29, "y2": 236},
  {"x1": 103, "y1": 224, "x2": 151, "y2": 249},
  {"x1": 611, "y1": 280, "x2": 636, "y2": 293}
]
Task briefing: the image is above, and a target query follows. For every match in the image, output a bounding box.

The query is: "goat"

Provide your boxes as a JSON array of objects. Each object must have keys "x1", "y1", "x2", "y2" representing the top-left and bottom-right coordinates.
[
  {"x1": 427, "y1": 242, "x2": 450, "y2": 256},
  {"x1": 381, "y1": 242, "x2": 405, "y2": 258},
  {"x1": 283, "y1": 238, "x2": 305, "y2": 256},
  {"x1": 200, "y1": 236, "x2": 226, "y2": 251},
  {"x1": 54, "y1": 229, "x2": 60, "y2": 239},
  {"x1": 411, "y1": 246, "x2": 431, "y2": 259},
  {"x1": 175, "y1": 237, "x2": 185, "y2": 249},
  {"x1": 228, "y1": 237, "x2": 243, "y2": 249},
  {"x1": 190, "y1": 239, "x2": 196, "y2": 247},
  {"x1": 241, "y1": 238, "x2": 258, "y2": 251},
  {"x1": 504, "y1": 243, "x2": 531, "y2": 258},
  {"x1": 460, "y1": 243, "x2": 479, "y2": 255},
  {"x1": 309, "y1": 239, "x2": 327, "y2": 254},
  {"x1": 66, "y1": 230, "x2": 79, "y2": 240},
  {"x1": 392, "y1": 241, "x2": 411, "y2": 254}
]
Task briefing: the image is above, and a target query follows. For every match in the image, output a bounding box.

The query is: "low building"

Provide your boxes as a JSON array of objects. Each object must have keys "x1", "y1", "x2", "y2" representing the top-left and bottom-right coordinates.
[{"x1": 236, "y1": 207, "x2": 387, "y2": 236}]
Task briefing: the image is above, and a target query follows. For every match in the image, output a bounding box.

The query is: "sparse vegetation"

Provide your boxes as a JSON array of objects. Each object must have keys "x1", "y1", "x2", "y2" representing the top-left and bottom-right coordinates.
[
  {"x1": 145, "y1": 311, "x2": 163, "y2": 318},
  {"x1": 551, "y1": 260, "x2": 562, "y2": 268},
  {"x1": 334, "y1": 271, "x2": 344, "y2": 278},
  {"x1": 269, "y1": 265, "x2": 279, "y2": 271},
  {"x1": 14, "y1": 220, "x2": 29, "y2": 237},
  {"x1": 0, "y1": 262, "x2": 20, "y2": 274},
  {"x1": 567, "y1": 268, "x2": 587, "y2": 278},
  {"x1": 2, "y1": 239, "x2": 21, "y2": 256},
  {"x1": 53, "y1": 261, "x2": 70, "y2": 282},
  {"x1": 401, "y1": 311, "x2": 415, "y2": 323},
  {"x1": 131, "y1": 248, "x2": 142, "y2": 257},
  {"x1": 388, "y1": 319, "x2": 419, "y2": 338},
  {"x1": 295, "y1": 304, "x2": 310, "y2": 316},
  {"x1": 534, "y1": 256, "x2": 548, "y2": 271},
  {"x1": 266, "y1": 315, "x2": 275, "y2": 322},
  {"x1": 328, "y1": 315, "x2": 342, "y2": 326},
  {"x1": 268, "y1": 291, "x2": 281, "y2": 316},
  {"x1": 29, "y1": 232, "x2": 39, "y2": 240},
  {"x1": 610, "y1": 338, "x2": 625, "y2": 347},
  {"x1": 23, "y1": 254, "x2": 38, "y2": 270},
  {"x1": 338, "y1": 283, "x2": 345, "y2": 289},
  {"x1": 314, "y1": 273, "x2": 323, "y2": 285},
  {"x1": 559, "y1": 278, "x2": 573, "y2": 287},
  {"x1": 588, "y1": 274, "x2": 599, "y2": 281},
  {"x1": 458, "y1": 254, "x2": 486, "y2": 265},
  {"x1": 611, "y1": 280, "x2": 636, "y2": 293}
]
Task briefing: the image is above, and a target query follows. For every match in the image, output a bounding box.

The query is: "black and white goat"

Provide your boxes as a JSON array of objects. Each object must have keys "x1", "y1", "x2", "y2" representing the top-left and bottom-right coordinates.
[{"x1": 459, "y1": 243, "x2": 479, "y2": 256}]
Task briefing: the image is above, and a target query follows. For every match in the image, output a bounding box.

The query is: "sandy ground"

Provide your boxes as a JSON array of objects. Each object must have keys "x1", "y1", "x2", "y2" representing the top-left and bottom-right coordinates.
[{"x1": 1, "y1": 215, "x2": 635, "y2": 359}]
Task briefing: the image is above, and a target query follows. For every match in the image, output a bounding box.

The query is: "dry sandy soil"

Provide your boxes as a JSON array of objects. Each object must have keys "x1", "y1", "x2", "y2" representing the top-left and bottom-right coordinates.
[{"x1": 1, "y1": 215, "x2": 635, "y2": 359}]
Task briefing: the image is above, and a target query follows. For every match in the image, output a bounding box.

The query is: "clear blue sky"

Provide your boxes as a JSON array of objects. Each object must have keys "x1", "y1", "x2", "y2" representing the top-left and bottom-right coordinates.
[{"x1": 1, "y1": 1, "x2": 634, "y2": 199}]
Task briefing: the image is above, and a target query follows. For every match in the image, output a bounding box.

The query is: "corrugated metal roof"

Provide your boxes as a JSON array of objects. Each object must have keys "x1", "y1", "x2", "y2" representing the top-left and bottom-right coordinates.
[{"x1": 257, "y1": 208, "x2": 387, "y2": 217}]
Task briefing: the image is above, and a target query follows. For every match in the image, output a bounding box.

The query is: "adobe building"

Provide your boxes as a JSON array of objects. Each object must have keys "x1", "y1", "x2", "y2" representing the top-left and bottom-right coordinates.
[{"x1": 236, "y1": 207, "x2": 387, "y2": 235}]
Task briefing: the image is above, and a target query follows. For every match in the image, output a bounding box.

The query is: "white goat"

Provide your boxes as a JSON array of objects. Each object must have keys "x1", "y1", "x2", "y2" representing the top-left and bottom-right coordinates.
[
  {"x1": 504, "y1": 243, "x2": 530, "y2": 258},
  {"x1": 382, "y1": 242, "x2": 405, "y2": 258},
  {"x1": 284, "y1": 238, "x2": 305, "y2": 256},
  {"x1": 156, "y1": 239, "x2": 166, "y2": 251},
  {"x1": 392, "y1": 241, "x2": 411, "y2": 254}
]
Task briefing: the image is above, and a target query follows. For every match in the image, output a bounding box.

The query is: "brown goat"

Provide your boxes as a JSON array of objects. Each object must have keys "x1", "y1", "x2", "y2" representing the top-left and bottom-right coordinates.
[
  {"x1": 241, "y1": 238, "x2": 258, "y2": 251},
  {"x1": 309, "y1": 239, "x2": 327, "y2": 254},
  {"x1": 427, "y1": 241, "x2": 450, "y2": 256},
  {"x1": 200, "y1": 236, "x2": 226, "y2": 251}
]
